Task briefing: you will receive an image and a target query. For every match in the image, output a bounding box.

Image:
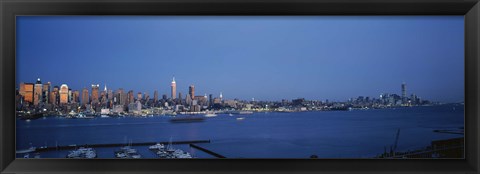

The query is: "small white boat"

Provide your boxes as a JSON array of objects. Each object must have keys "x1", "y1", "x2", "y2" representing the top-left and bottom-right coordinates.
[
  {"x1": 236, "y1": 117, "x2": 245, "y2": 120},
  {"x1": 229, "y1": 114, "x2": 233, "y2": 116},
  {"x1": 204, "y1": 113, "x2": 217, "y2": 117},
  {"x1": 149, "y1": 143, "x2": 165, "y2": 150}
]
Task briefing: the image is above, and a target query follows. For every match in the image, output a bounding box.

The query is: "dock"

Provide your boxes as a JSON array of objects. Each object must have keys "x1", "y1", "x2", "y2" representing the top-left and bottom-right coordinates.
[
  {"x1": 34, "y1": 140, "x2": 211, "y2": 152},
  {"x1": 189, "y1": 144, "x2": 226, "y2": 158}
]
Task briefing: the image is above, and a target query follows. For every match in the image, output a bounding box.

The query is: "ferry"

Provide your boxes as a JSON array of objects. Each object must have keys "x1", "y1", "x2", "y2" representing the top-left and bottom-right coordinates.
[
  {"x1": 204, "y1": 113, "x2": 217, "y2": 117},
  {"x1": 170, "y1": 116, "x2": 205, "y2": 123}
]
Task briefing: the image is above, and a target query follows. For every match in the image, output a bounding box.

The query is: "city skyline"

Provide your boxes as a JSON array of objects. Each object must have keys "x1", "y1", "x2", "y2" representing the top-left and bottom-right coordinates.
[{"x1": 16, "y1": 16, "x2": 464, "y2": 102}]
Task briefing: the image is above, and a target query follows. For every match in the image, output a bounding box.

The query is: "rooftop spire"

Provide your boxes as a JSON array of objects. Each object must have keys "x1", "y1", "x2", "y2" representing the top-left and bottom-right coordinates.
[{"x1": 172, "y1": 76, "x2": 176, "y2": 83}]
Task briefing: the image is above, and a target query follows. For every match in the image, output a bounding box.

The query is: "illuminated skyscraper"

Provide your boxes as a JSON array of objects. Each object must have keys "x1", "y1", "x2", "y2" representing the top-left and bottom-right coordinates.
[
  {"x1": 220, "y1": 92, "x2": 223, "y2": 101},
  {"x1": 189, "y1": 85, "x2": 195, "y2": 100},
  {"x1": 171, "y1": 77, "x2": 176, "y2": 99},
  {"x1": 59, "y1": 84, "x2": 69, "y2": 104},
  {"x1": 24, "y1": 83, "x2": 34, "y2": 104},
  {"x1": 50, "y1": 86, "x2": 59, "y2": 105},
  {"x1": 91, "y1": 84, "x2": 100, "y2": 104},
  {"x1": 81, "y1": 87, "x2": 89, "y2": 106},
  {"x1": 33, "y1": 78, "x2": 43, "y2": 106}
]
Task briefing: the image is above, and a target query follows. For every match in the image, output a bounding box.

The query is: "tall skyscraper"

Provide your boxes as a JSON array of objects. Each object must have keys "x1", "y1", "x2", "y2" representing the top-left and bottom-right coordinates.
[
  {"x1": 24, "y1": 83, "x2": 34, "y2": 104},
  {"x1": 50, "y1": 86, "x2": 59, "y2": 105},
  {"x1": 189, "y1": 85, "x2": 195, "y2": 100},
  {"x1": 33, "y1": 78, "x2": 43, "y2": 106},
  {"x1": 137, "y1": 92, "x2": 142, "y2": 101},
  {"x1": 128, "y1": 90, "x2": 134, "y2": 104},
  {"x1": 209, "y1": 94, "x2": 213, "y2": 106},
  {"x1": 91, "y1": 84, "x2": 100, "y2": 104},
  {"x1": 72, "y1": 90, "x2": 80, "y2": 103},
  {"x1": 59, "y1": 84, "x2": 69, "y2": 104},
  {"x1": 171, "y1": 77, "x2": 176, "y2": 99},
  {"x1": 220, "y1": 92, "x2": 223, "y2": 101},
  {"x1": 42, "y1": 82, "x2": 51, "y2": 104},
  {"x1": 401, "y1": 82, "x2": 407, "y2": 102},
  {"x1": 81, "y1": 87, "x2": 89, "y2": 106},
  {"x1": 154, "y1": 90, "x2": 159, "y2": 103}
]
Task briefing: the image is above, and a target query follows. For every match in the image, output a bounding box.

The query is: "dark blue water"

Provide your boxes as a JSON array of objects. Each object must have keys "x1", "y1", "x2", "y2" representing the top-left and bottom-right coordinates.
[{"x1": 16, "y1": 104, "x2": 464, "y2": 158}]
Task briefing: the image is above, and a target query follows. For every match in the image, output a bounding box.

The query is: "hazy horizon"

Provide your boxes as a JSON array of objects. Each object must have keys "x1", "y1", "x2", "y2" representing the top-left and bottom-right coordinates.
[{"x1": 16, "y1": 16, "x2": 464, "y2": 102}]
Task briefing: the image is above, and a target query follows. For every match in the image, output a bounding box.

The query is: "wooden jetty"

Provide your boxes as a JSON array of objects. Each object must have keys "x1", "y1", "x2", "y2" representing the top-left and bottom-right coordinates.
[{"x1": 189, "y1": 144, "x2": 226, "y2": 158}]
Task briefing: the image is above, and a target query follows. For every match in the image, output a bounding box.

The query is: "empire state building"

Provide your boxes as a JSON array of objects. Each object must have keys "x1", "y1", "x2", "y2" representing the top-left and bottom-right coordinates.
[{"x1": 171, "y1": 77, "x2": 176, "y2": 99}]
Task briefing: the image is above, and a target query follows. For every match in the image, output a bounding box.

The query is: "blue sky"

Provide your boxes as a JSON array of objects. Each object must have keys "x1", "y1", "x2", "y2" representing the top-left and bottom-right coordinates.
[{"x1": 16, "y1": 16, "x2": 464, "y2": 102}]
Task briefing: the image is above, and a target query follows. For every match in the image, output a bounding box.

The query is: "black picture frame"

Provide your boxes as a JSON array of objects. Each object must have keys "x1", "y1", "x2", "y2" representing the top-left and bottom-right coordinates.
[{"x1": 1, "y1": 0, "x2": 479, "y2": 173}]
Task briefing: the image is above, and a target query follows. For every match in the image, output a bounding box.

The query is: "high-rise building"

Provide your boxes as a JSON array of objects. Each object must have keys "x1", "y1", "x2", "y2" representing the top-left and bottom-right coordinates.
[
  {"x1": 24, "y1": 83, "x2": 34, "y2": 104},
  {"x1": 137, "y1": 92, "x2": 142, "y2": 101},
  {"x1": 220, "y1": 92, "x2": 223, "y2": 101},
  {"x1": 33, "y1": 78, "x2": 43, "y2": 106},
  {"x1": 91, "y1": 84, "x2": 100, "y2": 104},
  {"x1": 72, "y1": 90, "x2": 80, "y2": 103},
  {"x1": 81, "y1": 88, "x2": 89, "y2": 106},
  {"x1": 401, "y1": 82, "x2": 407, "y2": 103},
  {"x1": 189, "y1": 85, "x2": 195, "y2": 100},
  {"x1": 42, "y1": 82, "x2": 51, "y2": 104},
  {"x1": 209, "y1": 94, "x2": 213, "y2": 106},
  {"x1": 154, "y1": 90, "x2": 159, "y2": 103},
  {"x1": 128, "y1": 90, "x2": 134, "y2": 104},
  {"x1": 50, "y1": 86, "x2": 59, "y2": 105},
  {"x1": 59, "y1": 84, "x2": 69, "y2": 104},
  {"x1": 19, "y1": 82, "x2": 26, "y2": 97},
  {"x1": 171, "y1": 77, "x2": 176, "y2": 99}
]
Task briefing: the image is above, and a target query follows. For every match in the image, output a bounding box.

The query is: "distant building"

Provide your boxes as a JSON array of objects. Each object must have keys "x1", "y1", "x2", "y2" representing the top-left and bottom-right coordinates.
[
  {"x1": 72, "y1": 90, "x2": 80, "y2": 103},
  {"x1": 127, "y1": 90, "x2": 134, "y2": 104},
  {"x1": 33, "y1": 78, "x2": 43, "y2": 106},
  {"x1": 137, "y1": 92, "x2": 142, "y2": 101},
  {"x1": 91, "y1": 84, "x2": 100, "y2": 104},
  {"x1": 50, "y1": 86, "x2": 59, "y2": 105},
  {"x1": 154, "y1": 90, "x2": 159, "y2": 103},
  {"x1": 189, "y1": 85, "x2": 195, "y2": 100},
  {"x1": 81, "y1": 88, "x2": 89, "y2": 106},
  {"x1": 42, "y1": 82, "x2": 51, "y2": 104},
  {"x1": 171, "y1": 77, "x2": 176, "y2": 99},
  {"x1": 23, "y1": 83, "x2": 34, "y2": 104},
  {"x1": 59, "y1": 84, "x2": 69, "y2": 104},
  {"x1": 401, "y1": 82, "x2": 407, "y2": 103}
]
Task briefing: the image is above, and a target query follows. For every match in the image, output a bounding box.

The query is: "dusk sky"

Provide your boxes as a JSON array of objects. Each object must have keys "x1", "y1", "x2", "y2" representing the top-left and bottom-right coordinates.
[{"x1": 16, "y1": 16, "x2": 464, "y2": 102}]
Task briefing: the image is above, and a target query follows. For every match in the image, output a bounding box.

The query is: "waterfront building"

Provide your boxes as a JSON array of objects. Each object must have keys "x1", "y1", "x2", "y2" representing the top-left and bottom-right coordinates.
[
  {"x1": 401, "y1": 82, "x2": 407, "y2": 103},
  {"x1": 91, "y1": 84, "x2": 100, "y2": 105},
  {"x1": 49, "y1": 87, "x2": 58, "y2": 105},
  {"x1": 154, "y1": 90, "x2": 159, "y2": 103},
  {"x1": 19, "y1": 82, "x2": 26, "y2": 97},
  {"x1": 81, "y1": 88, "x2": 89, "y2": 106},
  {"x1": 23, "y1": 83, "x2": 34, "y2": 104},
  {"x1": 189, "y1": 85, "x2": 195, "y2": 100},
  {"x1": 137, "y1": 92, "x2": 142, "y2": 101},
  {"x1": 171, "y1": 77, "x2": 176, "y2": 99},
  {"x1": 209, "y1": 94, "x2": 213, "y2": 106},
  {"x1": 194, "y1": 95, "x2": 207, "y2": 106},
  {"x1": 59, "y1": 84, "x2": 69, "y2": 104},
  {"x1": 42, "y1": 82, "x2": 51, "y2": 104},
  {"x1": 33, "y1": 78, "x2": 43, "y2": 106},
  {"x1": 128, "y1": 90, "x2": 134, "y2": 104},
  {"x1": 107, "y1": 89, "x2": 113, "y2": 101},
  {"x1": 186, "y1": 94, "x2": 192, "y2": 106},
  {"x1": 72, "y1": 90, "x2": 80, "y2": 103}
]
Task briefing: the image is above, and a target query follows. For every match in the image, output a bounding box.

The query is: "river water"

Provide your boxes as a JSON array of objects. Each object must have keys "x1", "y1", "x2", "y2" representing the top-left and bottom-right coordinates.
[{"x1": 16, "y1": 104, "x2": 464, "y2": 158}]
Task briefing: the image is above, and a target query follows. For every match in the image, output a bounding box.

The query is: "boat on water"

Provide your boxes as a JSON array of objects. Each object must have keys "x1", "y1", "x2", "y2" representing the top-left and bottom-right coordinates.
[
  {"x1": 16, "y1": 146, "x2": 36, "y2": 154},
  {"x1": 149, "y1": 143, "x2": 165, "y2": 151},
  {"x1": 236, "y1": 117, "x2": 245, "y2": 120},
  {"x1": 170, "y1": 116, "x2": 205, "y2": 123},
  {"x1": 229, "y1": 113, "x2": 234, "y2": 116},
  {"x1": 66, "y1": 147, "x2": 97, "y2": 158},
  {"x1": 204, "y1": 113, "x2": 217, "y2": 117},
  {"x1": 115, "y1": 140, "x2": 142, "y2": 159},
  {"x1": 155, "y1": 138, "x2": 192, "y2": 158}
]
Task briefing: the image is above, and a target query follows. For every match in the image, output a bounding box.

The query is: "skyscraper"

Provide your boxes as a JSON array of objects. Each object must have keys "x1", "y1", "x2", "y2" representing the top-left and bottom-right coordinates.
[
  {"x1": 137, "y1": 92, "x2": 142, "y2": 101},
  {"x1": 401, "y1": 82, "x2": 407, "y2": 103},
  {"x1": 171, "y1": 77, "x2": 176, "y2": 99},
  {"x1": 33, "y1": 78, "x2": 43, "y2": 106},
  {"x1": 24, "y1": 83, "x2": 34, "y2": 104},
  {"x1": 189, "y1": 85, "x2": 195, "y2": 100},
  {"x1": 91, "y1": 84, "x2": 99, "y2": 104},
  {"x1": 128, "y1": 90, "x2": 134, "y2": 104},
  {"x1": 42, "y1": 82, "x2": 51, "y2": 104},
  {"x1": 81, "y1": 87, "x2": 89, "y2": 106},
  {"x1": 59, "y1": 84, "x2": 69, "y2": 104},
  {"x1": 154, "y1": 90, "x2": 159, "y2": 103},
  {"x1": 73, "y1": 90, "x2": 80, "y2": 103}
]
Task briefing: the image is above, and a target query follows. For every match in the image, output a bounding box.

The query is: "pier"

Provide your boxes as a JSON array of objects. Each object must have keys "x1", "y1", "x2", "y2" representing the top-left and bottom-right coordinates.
[
  {"x1": 189, "y1": 144, "x2": 226, "y2": 158},
  {"x1": 34, "y1": 140, "x2": 211, "y2": 152}
]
